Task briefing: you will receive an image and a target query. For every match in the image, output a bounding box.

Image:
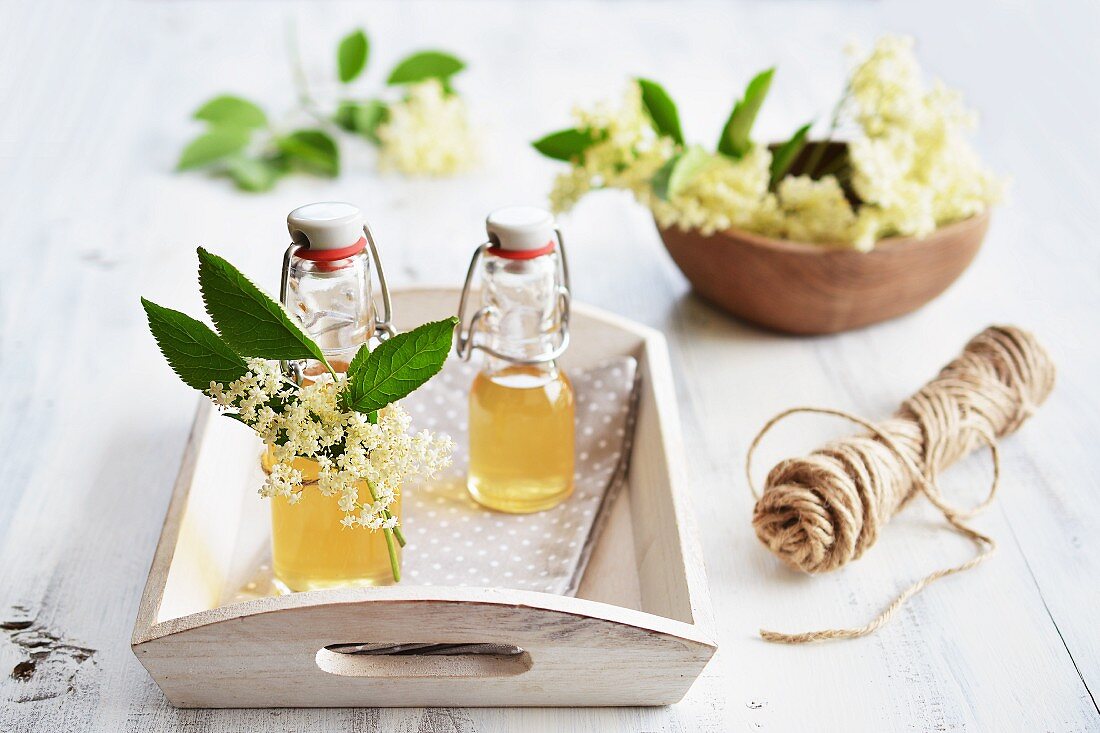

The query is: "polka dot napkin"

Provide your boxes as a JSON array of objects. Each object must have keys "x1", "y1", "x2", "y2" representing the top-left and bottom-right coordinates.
[{"x1": 400, "y1": 356, "x2": 639, "y2": 596}]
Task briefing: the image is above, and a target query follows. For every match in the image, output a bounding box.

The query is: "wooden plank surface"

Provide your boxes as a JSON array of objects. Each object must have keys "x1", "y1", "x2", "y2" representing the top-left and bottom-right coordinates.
[{"x1": 1, "y1": 0, "x2": 1098, "y2": 730}]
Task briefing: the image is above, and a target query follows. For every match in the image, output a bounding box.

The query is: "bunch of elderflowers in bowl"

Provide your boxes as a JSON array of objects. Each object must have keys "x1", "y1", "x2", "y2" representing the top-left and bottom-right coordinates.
[
  {"x1": 534, "y1": 35, "x2": 1004, "y2": 334},
  {"x1": 142, "y1": 248, "x2": 455, "y2": 584}
]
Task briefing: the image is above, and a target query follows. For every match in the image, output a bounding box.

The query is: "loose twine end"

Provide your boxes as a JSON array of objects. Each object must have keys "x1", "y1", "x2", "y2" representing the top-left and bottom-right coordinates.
[{"x1": 747, "y1": 325, "x2": 1054, "y2": 644}]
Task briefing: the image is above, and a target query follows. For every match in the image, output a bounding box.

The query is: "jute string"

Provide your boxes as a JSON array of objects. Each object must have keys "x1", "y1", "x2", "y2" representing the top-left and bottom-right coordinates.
[{"x1": 747, "y1": 325, "x2": 1055, "y2": 644}]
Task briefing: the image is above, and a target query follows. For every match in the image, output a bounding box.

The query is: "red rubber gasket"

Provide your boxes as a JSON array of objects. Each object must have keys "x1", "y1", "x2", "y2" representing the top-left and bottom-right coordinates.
[
  {"x1": 487, "y1": 241, "x2": 556, "y2": 260},
  {"x1": 295, "y1": 237, "x2": 367, "y2": 261}
]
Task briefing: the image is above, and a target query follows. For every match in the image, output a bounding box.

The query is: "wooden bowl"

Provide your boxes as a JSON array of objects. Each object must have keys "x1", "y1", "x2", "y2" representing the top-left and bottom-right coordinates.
[{"x1": 659, "y1": 211, "x2": 990, "y2": 335}]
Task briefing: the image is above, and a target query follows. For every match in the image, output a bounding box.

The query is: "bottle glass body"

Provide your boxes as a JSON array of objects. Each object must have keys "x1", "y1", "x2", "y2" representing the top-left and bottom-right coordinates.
[
  {"x1": 284, "y1": 252, "x2": 374, "y2": 375},
  {"x1": 269, "y1": 251, "x2": 393, "y2": 591},
  {"x1": 467, "y1": 249, "x2": 575, "y2": 513},
  {"x1": 264, "y1": 447, "x2": 399, "y2": 592}
]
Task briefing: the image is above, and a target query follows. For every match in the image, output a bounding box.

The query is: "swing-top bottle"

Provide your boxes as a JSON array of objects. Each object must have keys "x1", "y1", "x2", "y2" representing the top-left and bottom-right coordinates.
[
  {"x1": 266, "y1": 202, "x2": 399, "y2": 591},
  {"x1": 457, "y1": 206, "x2": 575, "y2": 513}
]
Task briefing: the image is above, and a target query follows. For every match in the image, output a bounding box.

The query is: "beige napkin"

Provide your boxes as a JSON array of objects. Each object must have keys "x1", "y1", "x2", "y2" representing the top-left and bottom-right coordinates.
[{"x1": 400, "y1": 356, "x2": 639, "y2": 595}]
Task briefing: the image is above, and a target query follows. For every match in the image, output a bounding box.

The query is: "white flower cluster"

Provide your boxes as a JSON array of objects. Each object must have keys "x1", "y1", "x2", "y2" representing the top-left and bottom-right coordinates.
[
  {"x1": 549, "y1": 83, "x2": 677, "y2": 213},
  {"x1": 377, "y1": 79, "x2": 477, "y2": 176},
  {"x1": 549, "y1": 35, "x2": 1001, "y2": 250},
  {"x1": 644, "y1": 147, "x2": 772, "y2": 236},
  {"x1": 210, "y1": 359, "x2": 453, "y2": 530},
  {"x1": 762, "y1": 174, "x2": 859, "y2": 245},
  {"x1": 840, "y1": 35, "x2": 1004, "y2": 248}
]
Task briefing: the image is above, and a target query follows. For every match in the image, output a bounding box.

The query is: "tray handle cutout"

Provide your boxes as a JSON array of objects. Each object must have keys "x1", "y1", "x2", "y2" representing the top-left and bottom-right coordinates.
[{"x1": 316, "y1": 643, "x2": 532, "y2": 679}]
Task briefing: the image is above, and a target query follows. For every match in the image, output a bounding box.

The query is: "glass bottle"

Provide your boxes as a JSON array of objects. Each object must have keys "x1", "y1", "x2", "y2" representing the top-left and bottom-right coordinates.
[
  {"x1": 457, "y1": 206, "x2": 575, "y2": 513},
  {"x1": 266, "y1": 202, "x2": 397, "y2": 592}
]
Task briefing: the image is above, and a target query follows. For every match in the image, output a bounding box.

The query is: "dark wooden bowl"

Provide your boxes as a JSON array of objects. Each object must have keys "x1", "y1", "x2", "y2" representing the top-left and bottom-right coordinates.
[{"x1": 659, "y1": 211, "x2": 990, "y2": 335}]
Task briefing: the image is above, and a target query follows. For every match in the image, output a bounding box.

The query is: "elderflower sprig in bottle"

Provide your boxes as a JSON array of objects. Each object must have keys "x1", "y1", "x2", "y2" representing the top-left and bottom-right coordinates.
[
  {"x1": 141, "y1": 228, "x2": 455, "y2": 592},
  {"x1": 262, "y1": 203, "x2": 399, "y2": 590}
]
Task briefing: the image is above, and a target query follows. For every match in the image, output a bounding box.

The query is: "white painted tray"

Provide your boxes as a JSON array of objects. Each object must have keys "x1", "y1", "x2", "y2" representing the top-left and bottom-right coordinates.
[{"x1": 131, "y1": 288, "x2": 716, "y2": 708}]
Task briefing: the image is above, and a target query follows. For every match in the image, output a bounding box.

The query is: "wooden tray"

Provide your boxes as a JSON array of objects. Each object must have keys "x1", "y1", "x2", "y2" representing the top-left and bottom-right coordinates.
[{"x1": 131, "y1": 288, "x2": 717, "y2": 708}]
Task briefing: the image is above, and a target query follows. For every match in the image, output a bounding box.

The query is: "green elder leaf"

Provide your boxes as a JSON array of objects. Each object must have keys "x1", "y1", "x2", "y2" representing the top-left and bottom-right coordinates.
[
  {"x1": 718, "y1": 67, "x2": 774, "y2": 159},
  {"x1": 177, "y1": 128, "x2": 250, "y2": 170},
  {"x1": 277, "y1": 129, "x2": 339, "y2": 176},
  {"x1": 532, "y1": 128, "x2": 600, "y2": 162},
  {"x1": 341, "y1": 317, "x2": 458, "y2": 413},
  {"x1": 652, "y1": 145, "x2": 713, "y2": 200},
  {"x1": 196, "y1": 247, "x2": 328, "y2": 365},
  {"x1": 334, "y1": 99, "x2": 389, "y2": 143},
  {"x1": 141, "y1": 297, "x2": 249, "y2": 392},
  {"x1": 193, "y1": 95, "x2": 268, "y2": 130},
  {"x1": 770, "y1": 121, "x2": 812, "y2": 188},
  {"x1": 337, "y1": 29, "x2": 369, "y2": 83},
  {"x1": 637, "y1": 78, "x2": 684, "y2": 146},
  {"x1": 387, "y1": 51, "x2": 465, "y2": 85},
  {"x1": 225, "y1": 155, "x2": 283, "y2": 192}
]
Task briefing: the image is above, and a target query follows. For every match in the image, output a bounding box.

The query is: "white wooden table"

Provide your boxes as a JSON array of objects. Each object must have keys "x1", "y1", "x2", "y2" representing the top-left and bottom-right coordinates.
[{"x1": 2, "y1": 1, "x2": 1098, "y2": 730}]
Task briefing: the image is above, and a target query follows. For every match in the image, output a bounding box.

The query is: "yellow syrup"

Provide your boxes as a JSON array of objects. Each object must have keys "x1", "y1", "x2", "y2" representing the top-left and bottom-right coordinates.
[
  {"x1": 263, "y1": 360, "x2": 394, "y2": 593},
  {"x1": 467, "y1": 364, "x2": 575, "y2": 513},
  {"x1": 264, "y1": 447, "x2": 400, "y2": 592}
]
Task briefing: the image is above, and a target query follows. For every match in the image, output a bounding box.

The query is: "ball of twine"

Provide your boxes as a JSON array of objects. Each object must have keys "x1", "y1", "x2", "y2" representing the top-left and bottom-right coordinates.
[{"x1": 747, "y1": 325, "x2": 1055, "y2": 644}]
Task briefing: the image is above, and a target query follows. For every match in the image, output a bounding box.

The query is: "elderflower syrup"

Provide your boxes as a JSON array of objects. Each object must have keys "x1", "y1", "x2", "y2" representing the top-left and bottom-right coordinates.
[
  {"x1": 457, "y1": 207, "x2": 575, "y2": 513},
  {"x1": 268, "y1": 203, "x2": 397, "y2": 592},
  {"x1": 263, "y1": 450, "x2": 401, "y2": 592}
]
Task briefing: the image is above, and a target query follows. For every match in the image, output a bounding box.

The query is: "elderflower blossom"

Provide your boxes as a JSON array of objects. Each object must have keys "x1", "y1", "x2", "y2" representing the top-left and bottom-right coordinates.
[
  {"x1": 765, "y1": 175, "x2": 860, "y2": 246},
  {"x1": 548, "y1": 83, "x2": 676, "y2": 213},
  {"x1": 210, "y1": 359, "x2": 453, "y2": 531},
  {"x1": 547, "y1": 35, "x2": 1000, "y2": 250},
  {"x1": 377, "y1": 79, "x2": 477, "y2": 176},
  {"x1": 644, "y1": 147, "x2": 772, "y2": 235},
  {"x1": 842, "y1": 35, "x2": 1004, "y2": 248}
]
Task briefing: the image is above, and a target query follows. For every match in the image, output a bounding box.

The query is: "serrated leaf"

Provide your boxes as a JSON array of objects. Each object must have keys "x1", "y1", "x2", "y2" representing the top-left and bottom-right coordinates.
[
  {"x1": 277, "y1": 129, "x2": 340, "y2": 176},
  {"x1": 141, "y1": 297, "x2": 249, "y2": 392},
  {"x1": 341, "y1": 318, "x2": 458, "y2": 413},
  {"x1": 651, "y1": 145, "x2": 713, "y2": 200},
  {"x1": 637, "y1": 78, "x2": 684, "y2": 146},
  {"x1": 532, "y1": 128, "x2": 601, "y2": 162},
  {"x1": 196, "y1": 247, "x2": 329, "y2": 365},
  {"x1": 225, "y1": 155, "x2": 283, "y2": 192},
  {"x1": 338, "y1": 29, "x2": 369, "y2": 83},
  {"x1": 770, "y1": 121, "x2": 812, "y2": 188},
  {"x1": 718, "y1": 67, "x2": 774, "y2": 159},
  {"x1": 193, "y1": 95, "x2": 268, "y2": 130},
  {"x1": 334, "y1": 99, "x2": 388, "y2": 143},
  {"x1": 177, "y1": 128, "x2": 251, "y2": 170},
  {"x1": 387, "y1": 51, "x2": 465, "y2": 85}
]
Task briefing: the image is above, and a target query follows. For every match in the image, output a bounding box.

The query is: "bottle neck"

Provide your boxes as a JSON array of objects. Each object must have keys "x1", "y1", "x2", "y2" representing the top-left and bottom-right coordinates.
[
  {"x1": 285, "y1": 251, "x2": 374, "y2": 378},
  {"x1": 479, "y1": 249, "x2": 564, "y2": 371},
  {"x1": 482, "y1": 354, "x2": 560, "y2": 378}
]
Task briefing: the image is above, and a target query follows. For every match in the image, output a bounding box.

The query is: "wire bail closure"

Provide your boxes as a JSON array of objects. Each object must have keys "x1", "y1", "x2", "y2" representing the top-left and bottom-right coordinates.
[
  {"x1": 279, "y1": 222, "x2": 395, "y2": 380},
  {"x1": 455, "y1": 228, "x2": 572, "y2": 365}
]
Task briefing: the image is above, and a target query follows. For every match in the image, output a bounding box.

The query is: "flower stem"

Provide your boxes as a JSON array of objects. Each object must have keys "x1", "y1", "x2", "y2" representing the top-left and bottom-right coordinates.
[
  {"x1": 286, "y1": 19, "x2": 336, "y2": 128},
  {"x1": 383, "y1": 527, "x2": 401, "y2": 582},
  {"x1": 802, "y1": 85, "x2": 849, "y2": 179},
  {"x1": 365, "y1": 478, "x2": 406, "y2": 551},
  {"x1": 817, "y1": 152, "x2": 848, "y2": 177}
]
